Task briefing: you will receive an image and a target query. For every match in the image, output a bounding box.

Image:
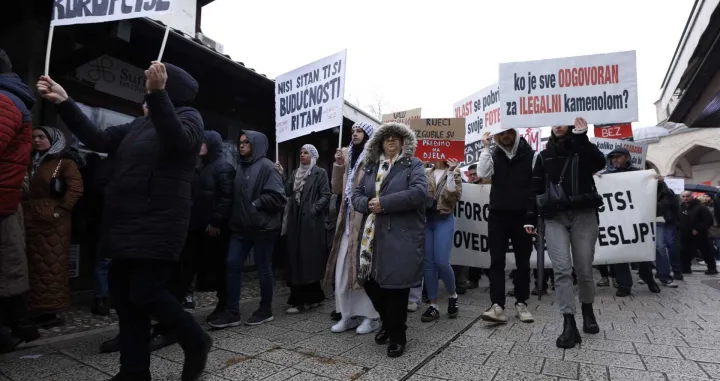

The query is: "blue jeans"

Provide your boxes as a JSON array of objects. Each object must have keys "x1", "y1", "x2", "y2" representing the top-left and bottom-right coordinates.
[
  {"x1": 655, "y1": 222, "x2": 673, "y2": 283},
  {"x1": 94, "y1": 254, "x2": 111, "y2": 298},
  {"x1": 423, "y1": 214, "x2": 456, "y2": 301},
  {"x1": 225, "y1": 236, "x2": 276, "y2": 314},
  {"x1": 663, "y1": 223, "x2": 682, "y2": 275}
]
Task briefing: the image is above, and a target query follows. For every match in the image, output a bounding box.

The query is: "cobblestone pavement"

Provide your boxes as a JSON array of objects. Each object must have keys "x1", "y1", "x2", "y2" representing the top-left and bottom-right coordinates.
[{"x1": 2, "y1": 269, "x2": 720, "y2": 381}]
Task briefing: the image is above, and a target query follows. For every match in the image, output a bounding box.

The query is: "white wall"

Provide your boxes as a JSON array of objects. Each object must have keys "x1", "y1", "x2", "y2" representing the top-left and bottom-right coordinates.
[{"x1": 645, "y1": 128, "x2": 720, "y2": 184}]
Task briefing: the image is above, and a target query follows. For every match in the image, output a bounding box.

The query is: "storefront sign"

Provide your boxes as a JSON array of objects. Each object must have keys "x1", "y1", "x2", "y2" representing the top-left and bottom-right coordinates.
[
  {"x1": 590, "y1": 137, "x2": 647, "y2": 168},
  {"x1": 381, "y1": 108, "x2": 421, "y2": 125},
  {"x1": 275, "y1": 50, "x2": 347, "y2": 143},
  {"x1": 410, "y1": 118, "x2": 465, "y2": 162},
  {"x1": 451, "y1": 170, "x2": 657, "y2": 268},
  {"x1": 499, "y1": 51, "x2": 638, "y2": 128},
  {"x1": 75, "y1": 55, "x2": 146, "y2": 103},
  {"x1": 594, "y1": 123, "x2": 633, "y2": 140},
  {"x1": 52, "y1": 0, "x2": 176, "y2": 26}
]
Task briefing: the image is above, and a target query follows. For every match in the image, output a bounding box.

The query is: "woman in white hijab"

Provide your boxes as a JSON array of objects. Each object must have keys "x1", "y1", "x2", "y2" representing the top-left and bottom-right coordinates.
[{"x1": 282, "y1": 144, "x2": 331, "y2": 313}]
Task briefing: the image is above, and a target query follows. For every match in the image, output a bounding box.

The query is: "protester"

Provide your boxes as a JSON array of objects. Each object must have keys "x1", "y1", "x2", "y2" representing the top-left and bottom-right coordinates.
[
  {"x1": 208, "y1": 130, "x2": 286, "y2": 328},
  {"x1": 351, "y1": 122, "x2": 427, "y2": 358},
  {"x1": 77, "y1": 153, "x2": 114, "y2": 316},
  {"x1": 179, "y1": 130, "x2": 234, "y2": 309},
  {"x1": 653, "y1": 175, "x2": 681, "y2": 286},
  {"x1": 37, "y1": 62, "x2": 212, "y2": 381},
  {"x1": 421, "y1": 159, "x2": 462, "y2": 322},
  {"x1": 707, "y1": 196, "x2": 720, "y2": 260},
  {"x1": 476, "y1": 129, "x2": 537, "y2": 324},
  {"x1": 0, "y1": 50, "x2": 39, "y2": 352},
  {"x1": 532, "y1": 117, "x2": 605, "y2": 349},
  {"x1": 466, "y1": 164, "x2": 482, "y2": 184},
  {"x1": 679, "y1": 191, "x2": 717, "y2": 275},
  {"x1": 601, "y1": 148, "x2": 664, "y2": 296},
  {"x1": 324, "y1": 122, "x2": 381, "y2": 334},
  {"x1": 24, "y1": 127, "x2": 83, "y2": 327},
  {"x1": 282, "y1": 144, "x2": 331, "y2": 314}
]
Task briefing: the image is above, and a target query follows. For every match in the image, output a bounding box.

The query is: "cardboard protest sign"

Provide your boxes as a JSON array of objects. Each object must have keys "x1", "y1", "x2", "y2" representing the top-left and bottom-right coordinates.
[
  {"x1": 275, "y1": 50, "x2": 347, "y2": 143},
  {"x1": 665, "y1": 178, "x2": 685, "y2": 195},
  {"x1": 590, "y1": 137, "x2": 647, "y2": 169},
  {"x1": 382, "y1": 108, "x2": 422, "y2": 125},
  {"x1": 499, "y1": 51, "x2": 638, "y2": 128},
  {"x1": 410, "y1": 118, "x2": 465, "y2": 162},
  {"x1": 51, "y1": 0, "x2": 175, "y2": 26},
  {"x1": 451, "y1": 170, "x2": 657, "y2": 268}
]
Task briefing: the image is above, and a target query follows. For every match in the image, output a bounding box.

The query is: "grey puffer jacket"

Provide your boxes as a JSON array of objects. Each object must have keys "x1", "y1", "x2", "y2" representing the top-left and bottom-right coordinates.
[{"x1": 352, "y1": 122, "x2": 427, "y2": 289}]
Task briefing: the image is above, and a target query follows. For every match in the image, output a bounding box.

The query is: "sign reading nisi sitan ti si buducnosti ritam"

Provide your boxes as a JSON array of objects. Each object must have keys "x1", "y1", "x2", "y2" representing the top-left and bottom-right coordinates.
[{"x1": 410, "y1": 118, "x2": 465, "y2": 162}]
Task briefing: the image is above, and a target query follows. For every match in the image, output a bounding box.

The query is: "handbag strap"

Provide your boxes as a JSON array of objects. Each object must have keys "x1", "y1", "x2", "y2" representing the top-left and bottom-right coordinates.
[
  {"x1": 558, "y1": 155, "x2": 573, "y2": 184},
  {"x1": 52, "y1": 159, "x2": 63, "y2": 179}
]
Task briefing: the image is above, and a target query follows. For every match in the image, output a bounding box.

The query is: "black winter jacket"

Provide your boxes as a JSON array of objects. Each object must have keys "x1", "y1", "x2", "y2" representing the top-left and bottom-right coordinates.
[
  {"x1": 488, "y1": 137, "x2": 536, "y2": 226},
  {"x1": 228, "y1": 130, "x2": 286, "y2": 238},
  {"x1": 189, "y1": 130, "x2": 235, "y2": 230},
  {"x1": 679, "y1": 198, "x2": 714, "y2": 238},
  {"x1": 532, "y1": 130, "x2": 606, "y2": 221},
  {"x1": 55, "y1": 64, "x2": 204, "y2": 261}
]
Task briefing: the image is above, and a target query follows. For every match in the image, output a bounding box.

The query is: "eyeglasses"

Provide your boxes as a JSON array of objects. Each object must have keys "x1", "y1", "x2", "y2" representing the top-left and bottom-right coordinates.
[
  {"x1": 384, "y1": 135, "x2": 400, "y2": 141},
  {"x1": 238, "y1": 140, "x2": 250, "y2": 146}
]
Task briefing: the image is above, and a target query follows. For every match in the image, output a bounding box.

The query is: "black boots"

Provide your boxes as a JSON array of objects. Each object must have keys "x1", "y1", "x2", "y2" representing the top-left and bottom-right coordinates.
[
  {"x1": 581, "y1": 303, "x2": 600, "y2": 334},
  {"x1": 92, "y1": 297, "x2": 110, "y2": 316},
  {"x1": 556, "y1": 314, "x2": 582, "y2": 349}
]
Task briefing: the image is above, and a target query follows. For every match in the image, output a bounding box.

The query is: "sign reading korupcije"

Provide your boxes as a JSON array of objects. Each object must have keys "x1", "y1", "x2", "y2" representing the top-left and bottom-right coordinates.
[{"x1": 51, "y1": 0, "x2": 175, "y2": 26}]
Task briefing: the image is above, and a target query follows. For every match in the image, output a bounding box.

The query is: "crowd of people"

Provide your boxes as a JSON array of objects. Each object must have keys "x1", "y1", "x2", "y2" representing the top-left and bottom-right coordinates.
[{"x1": 1, "y1": 51, "x2": 720, "y2": 380}]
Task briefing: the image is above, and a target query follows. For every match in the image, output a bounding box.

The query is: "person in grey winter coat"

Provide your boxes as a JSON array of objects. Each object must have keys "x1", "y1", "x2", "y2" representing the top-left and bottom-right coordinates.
[
  {"x1": 282, "y1": 144, "x2": 331, "y2": 313},
  {"x1": 352, "y1": 122, "x2": 428, "y2": 358},
  {"x1": 208, "y1": 130, "x2": 286, "y2": 329}
]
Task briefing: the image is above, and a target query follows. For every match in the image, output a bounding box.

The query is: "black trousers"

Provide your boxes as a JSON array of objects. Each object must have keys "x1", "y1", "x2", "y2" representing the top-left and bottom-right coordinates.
[
  {"x1": 0, "y1": 294, "x2": 33, "y2": 339},
  {"x1": 488, "y1": 211, "x2": 533, "y2": 307},
  {"x1": 110, "y1": 259, "x2": 206, "y2": 373},
  {"x1": 287, "y1": 282, "x2": 325, "y2": 306},
  {"x1": 681, "y1": 235, "x2": 716, "y2": 272},
  {"x1": 364, "y1": 280, "x2": 409, "y2": 345},
  {"x1": 469, "y1": 267, "x2": 482, "y2": 282}
]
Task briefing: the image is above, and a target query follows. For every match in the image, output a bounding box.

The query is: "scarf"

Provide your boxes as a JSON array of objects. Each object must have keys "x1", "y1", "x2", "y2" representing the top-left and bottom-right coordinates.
[
  {"x1": 344, "y1": 123, "x2": 375, "y2": 234},
  {"x1": 358, "y1": 153, "x2": 399, "y2": 282},
  {"x1": 31, "y1": 127, "x2": 66, "y2": 178},
  {"x1": 293, "y1": 144, "x2": 318, "y2": 203},
  {"x1": 432, "y1": 168, "x2": 448, "y2": 202}
]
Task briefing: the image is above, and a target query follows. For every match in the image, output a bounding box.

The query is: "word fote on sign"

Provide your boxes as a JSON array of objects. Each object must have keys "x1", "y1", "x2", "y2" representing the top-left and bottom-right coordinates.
[{"x1": 410, "y1": 118, "x2": 465, "y2": 162}]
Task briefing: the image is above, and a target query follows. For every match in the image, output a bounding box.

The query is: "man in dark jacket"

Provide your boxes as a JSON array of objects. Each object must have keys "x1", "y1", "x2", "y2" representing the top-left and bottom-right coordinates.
[
  {"x1": 679, "y1": 191, "x2": 717, "y2": 275},
  {"x1": 0, "y1": 49, "x2": 39, "y2": 353},
  {"x1": 603, "y1": 148, "x2": 665, "y2": 296},
  {"x1": 476, "y1": 128, "x2": 537, "y2": 324},
  {"x1": 37, "y1": 62, "x2": 212, "y2": 381},
  {"x1": 208, "y1": 130, "x2": 286, "y2": 329}
]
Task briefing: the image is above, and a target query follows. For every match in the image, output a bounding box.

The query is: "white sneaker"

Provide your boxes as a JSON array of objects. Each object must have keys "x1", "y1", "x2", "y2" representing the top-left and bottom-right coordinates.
[
  {"x1": 331, "y1": 317, "x2": 360, "y2": 333},
  {"x1": 481, "y1": 304, "x2": 508, "y2": 323},
  {"x1": 515, "y1": 303, "x2": 535, "y2": 323},
  {"x1": 356, "y1": 318, "x2": 380, "y2": 334},
  {"x1": 407, "y1": 302, "x2": 419, "y2": 312}
]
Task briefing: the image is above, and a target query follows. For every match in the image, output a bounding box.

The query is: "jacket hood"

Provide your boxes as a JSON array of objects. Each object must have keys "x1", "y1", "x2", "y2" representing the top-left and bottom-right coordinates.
[
  {"x1": 494, "y1": 133, "x2": 531, "y2": 158},
  {"x1": 238, "y1": 129, "x2": 268, "y2": 163},
  {"x1": 164, "y1": 63, "x2": 198, "y2": 107},
  {"x1": 203, "y1": 130, "x2": 223, "y2": 164},
  {"x1": 0, "y1": 73, "x2": 36, "y2": 110},
  {"x1": 605, "y1": 147, "x2": 632, "y2": 172},
  {"x1": 363, "y1": 122, "x2": 417, "y2": 164}
]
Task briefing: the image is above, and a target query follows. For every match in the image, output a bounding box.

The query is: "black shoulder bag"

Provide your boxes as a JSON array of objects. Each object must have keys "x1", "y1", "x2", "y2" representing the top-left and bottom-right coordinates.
[{"x1": 537, "y1": 154, "x2": 574, "y2": 213}]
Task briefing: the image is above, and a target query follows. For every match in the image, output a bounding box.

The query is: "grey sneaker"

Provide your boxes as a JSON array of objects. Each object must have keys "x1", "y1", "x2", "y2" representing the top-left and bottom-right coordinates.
[
  {"x1": 481, "y1": 304, "x2": 508, "y2": 323},
  {"x1": 515, "y1": 303, "x2": 535, "y2": 323},
  {"x1": 207, "y1": 311, "x2": 242, "y2": 329},
  {"x1": 596, "y1": 277, "x2": 609, "y2": 287},
  {"x1": 662, "y1": 281, "x2": 679, "y2": 288}
]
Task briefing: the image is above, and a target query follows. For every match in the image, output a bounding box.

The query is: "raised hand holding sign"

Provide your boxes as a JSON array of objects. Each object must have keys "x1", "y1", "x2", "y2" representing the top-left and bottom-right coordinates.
[
  {"x1": 36, "y1": 76, "x2": 68, "y2": 104},
  {"x1": 145, "y1": 62, "x2": 168, "y2": 92}
]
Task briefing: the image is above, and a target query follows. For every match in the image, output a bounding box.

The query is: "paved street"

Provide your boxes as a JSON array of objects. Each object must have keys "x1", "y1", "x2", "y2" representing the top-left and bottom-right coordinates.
[{"x1": 2, "y1": 269, "x2": 720, "y2": 381}]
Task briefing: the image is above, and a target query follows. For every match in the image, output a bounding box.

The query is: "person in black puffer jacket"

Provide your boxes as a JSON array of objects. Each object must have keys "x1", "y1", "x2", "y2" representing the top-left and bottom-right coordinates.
[
  {"x1": 531, "y1": 117, "x2": 605, "y2": 349},
  {"x1": 37, "y1": 62, "x2": 212, "y2": 381},
  {"x1": 679, "y1": 192, "x2": 717, "y2": 275}
]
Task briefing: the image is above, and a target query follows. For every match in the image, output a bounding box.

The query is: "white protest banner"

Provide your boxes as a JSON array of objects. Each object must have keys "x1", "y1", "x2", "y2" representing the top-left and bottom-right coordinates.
[
  {"x1": 454, "y1": 83, "x2": 503, "y2": 148},
  {"x1": 382, "y1": 108, "x2": 421, "y2": 125},
  {"x1": 665, "y1": 178, "x2": 685, "y2": 195},
  {"x1": 451, "y1": 170, "x2": 657, "y2": 268},
  {"x1": 275, "y1": 50, "x2": 347, "y2": 144},
  {"x1": 48, "y1": 1, "x2": 176, "y2": 75},
  {"x1": 590, "y1": 137, "x2": 647, "y2": 169},
  {"x1": 499, "y1": 51, "x2": 638, "y2": 129}
]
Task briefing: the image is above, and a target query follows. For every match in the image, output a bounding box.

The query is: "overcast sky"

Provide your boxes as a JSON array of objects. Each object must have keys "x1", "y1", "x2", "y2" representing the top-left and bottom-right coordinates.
[{"x1": 203, "y1": 0, "x2": 693, "y2": 129}]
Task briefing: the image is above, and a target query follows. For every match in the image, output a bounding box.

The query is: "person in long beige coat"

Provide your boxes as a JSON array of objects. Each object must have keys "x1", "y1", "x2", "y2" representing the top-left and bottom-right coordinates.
[{"x1": 323, "y1": 122, "x2": 380, "y2": 335}]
